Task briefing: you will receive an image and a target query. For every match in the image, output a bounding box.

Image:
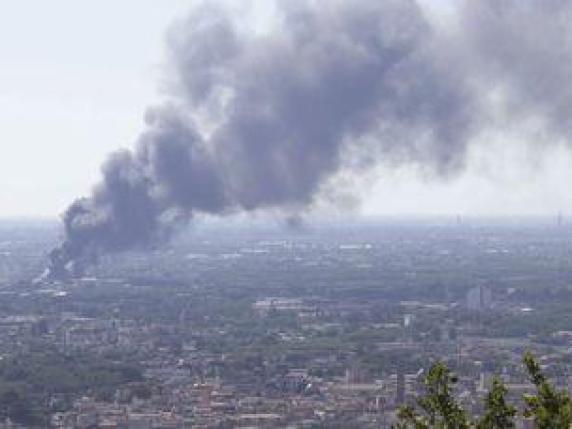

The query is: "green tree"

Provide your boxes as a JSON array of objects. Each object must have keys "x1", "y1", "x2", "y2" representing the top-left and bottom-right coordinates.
[
  {"x1": 395, "y1": 362, "x2": 470, "y2": 428},
  {"x1": 476, "y1": 377, "x2": 516, "y2": 428},
  {"x1": 396, "y1": 353, "x2": 572, "y2": 428},
  {"x1": 523, "y1": 351, "x2": 572, "y2": 428},
  {"x1": 0, "y1": 387, "x2": 44, "y2": 426}
]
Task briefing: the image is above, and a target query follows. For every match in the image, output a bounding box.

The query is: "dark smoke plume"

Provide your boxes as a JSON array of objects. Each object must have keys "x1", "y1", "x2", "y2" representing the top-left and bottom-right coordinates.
[{"x1": 46, "y1": 0, "x2": 572, "y2": 279}]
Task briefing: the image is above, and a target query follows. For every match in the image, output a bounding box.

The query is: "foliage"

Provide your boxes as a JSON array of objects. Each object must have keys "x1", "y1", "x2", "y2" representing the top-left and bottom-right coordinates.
[
  {"x1": 0, "y1": 383, "x2": 45, "y2": 426},
  {"x1": 522, "y1": 351, "x2": 572, "y2": 428},
  {"x1": 476, "y1": 377, "x2": 516, "y2": 429},
  {"x1": 395, "y1": 362, "x2": 470, "y2": 428},
  {"x1": 0, "y1": 348, "x2": 142, "y2": 425},
  {"x1": 395, "y1": 352, "x2": 572, "y2": 429}
]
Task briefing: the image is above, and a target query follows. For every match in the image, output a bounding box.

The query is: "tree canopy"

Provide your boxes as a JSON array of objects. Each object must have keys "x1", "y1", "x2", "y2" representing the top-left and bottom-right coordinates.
[{"x1": 395, "y1": 352, "x2": 571, "y2": 429}]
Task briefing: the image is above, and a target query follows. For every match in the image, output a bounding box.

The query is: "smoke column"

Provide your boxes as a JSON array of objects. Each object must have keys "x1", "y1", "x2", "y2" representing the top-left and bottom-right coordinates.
[{"x1": 46, "y1": 0, "x2": 572, "y2": 279}]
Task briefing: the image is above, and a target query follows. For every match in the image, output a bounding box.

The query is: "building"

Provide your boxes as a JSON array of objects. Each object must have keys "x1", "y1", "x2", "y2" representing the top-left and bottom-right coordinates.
[{"x1": 466, "y1": 286, "x2": 492, "y2": 311}]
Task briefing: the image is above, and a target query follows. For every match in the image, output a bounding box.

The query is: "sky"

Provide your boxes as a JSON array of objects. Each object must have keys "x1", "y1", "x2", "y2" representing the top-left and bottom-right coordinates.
[{"x1": 1, "y1": 0, "x2": 571, "y2": 219}]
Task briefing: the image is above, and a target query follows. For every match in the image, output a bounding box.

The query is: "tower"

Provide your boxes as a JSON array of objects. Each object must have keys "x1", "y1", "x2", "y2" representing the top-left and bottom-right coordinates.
[{"x1": 396, "y1": 365, "x2": 405, "y2": 405}]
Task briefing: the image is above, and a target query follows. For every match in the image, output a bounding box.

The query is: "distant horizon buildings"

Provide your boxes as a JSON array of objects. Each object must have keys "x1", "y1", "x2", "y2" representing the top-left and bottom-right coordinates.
[{"x1": 466, "y1": 285, "x2": 492, "y2": 311}]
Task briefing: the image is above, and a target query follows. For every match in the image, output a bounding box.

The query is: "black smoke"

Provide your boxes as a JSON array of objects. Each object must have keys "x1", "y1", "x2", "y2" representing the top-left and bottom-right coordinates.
[{"x1": 46, "y1": 0, "x2": 572, "y2": 279}]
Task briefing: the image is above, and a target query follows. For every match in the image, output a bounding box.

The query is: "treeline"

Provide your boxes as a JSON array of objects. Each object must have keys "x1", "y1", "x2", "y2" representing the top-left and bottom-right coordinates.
[
  {"x1": 0, "y1": 348, "x2": 143, "y2": 426},
  {"x1": 395, "y1": 352, "x2": 572, "y2": 428}
]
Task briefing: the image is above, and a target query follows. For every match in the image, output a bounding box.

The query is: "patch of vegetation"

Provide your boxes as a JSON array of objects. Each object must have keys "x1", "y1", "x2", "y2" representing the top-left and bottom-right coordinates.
[
  {"x1": 0, "y1": 348, "x2": 142, "y2": 426},
  {"x1": 395, "y1": 352, "x2": 572, "y2": 428}
]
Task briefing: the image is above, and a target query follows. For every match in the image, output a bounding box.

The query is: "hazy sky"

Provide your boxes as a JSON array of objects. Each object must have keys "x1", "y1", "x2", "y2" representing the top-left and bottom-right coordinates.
[{"x1": 1, "y1": 0, "x2": 571, "y2": 218}]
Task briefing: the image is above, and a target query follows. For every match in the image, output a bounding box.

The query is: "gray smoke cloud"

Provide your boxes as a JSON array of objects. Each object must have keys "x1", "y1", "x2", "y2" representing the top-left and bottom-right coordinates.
[
  {"x1": 46, "y1": 0, "x2": 572, "y2": 279},
  {"x1": 459, "y1": 0, "x2": 572, "y2": 136}
]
